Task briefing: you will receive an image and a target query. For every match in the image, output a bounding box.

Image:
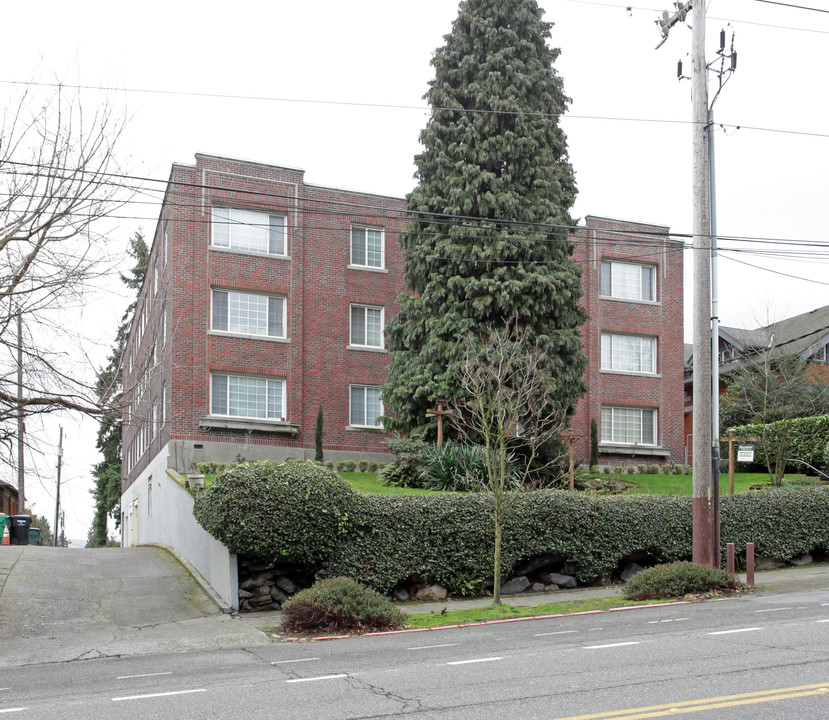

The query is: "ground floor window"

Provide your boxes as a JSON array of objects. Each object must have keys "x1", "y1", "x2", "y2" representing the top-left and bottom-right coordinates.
[
  {"x1": 601, "y1": 406, "x2": 656, "y2": 445},
  {"x1": 350, "y1": 385, "x2": 383, "y2": 428},
  {"x1": 211, "y1": 373, "x2": 285, "y2": 421}
]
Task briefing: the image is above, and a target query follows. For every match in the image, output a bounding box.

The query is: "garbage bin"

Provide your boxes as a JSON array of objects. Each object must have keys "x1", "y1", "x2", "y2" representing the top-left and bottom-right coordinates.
[
  {"x1": 28, "y1": 526, "x2": 42, "y2": 545},
  {"x1": 9, "y1": 515, "x2": 31, "y2": 545},
  {"x1": 0, "y1": 514, "x2": 9, "y2": 545}
]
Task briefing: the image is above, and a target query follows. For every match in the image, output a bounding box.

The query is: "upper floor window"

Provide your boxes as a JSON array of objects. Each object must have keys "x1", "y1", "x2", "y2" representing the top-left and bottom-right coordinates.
[
  {"x1": 350, "y1": 385, "x2": 383, "y2": 428},
  {"x1": 351, "y1": 226, "x2": 384, "y2": 269},
  {"x1": 601, "y1": 406, "x2": 656, "y2": 445},
  {"x1": 601, "y1": 333, "x2": 656, "y2": 374},
  {"x1": 212, "y1": 207, "x2": 286, "y2": 256},
  {"x1": 212, "y1": 289, "x2": 285, "y2": 339},
  {"x1": 601, "y1": 261, "x2": 655, "y2": 302},
  {"x1": 210, "y1": 372, "x2": 285, "y2": 421},
  {"x1": 350, "y1": 304, "x2": 384, "y2": 348}
]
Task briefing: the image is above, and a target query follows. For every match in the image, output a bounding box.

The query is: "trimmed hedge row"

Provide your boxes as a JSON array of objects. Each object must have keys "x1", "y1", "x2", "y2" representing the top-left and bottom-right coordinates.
[
  {"x1": 730, "y1": 414, "x2": 829, "y2": 471},
  {"x1": 193, "y1": 461, "x2": 829, "y2": 595}
]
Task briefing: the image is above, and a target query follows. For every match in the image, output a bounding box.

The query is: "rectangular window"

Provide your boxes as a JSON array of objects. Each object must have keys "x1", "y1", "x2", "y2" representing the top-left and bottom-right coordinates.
[
  {"x1": 601, "y1": 334, "x2": 656, "y2": 374},
  {"x1": 211, "y1": 373, "x2": 285, "y2": 421},
  {"x1": 350, "y1": 385, "x2": 383, "y2": 428},
  {"x1": 350, "y1": 305, "x2": 384, "y2": 348},
  {"x1": 601, "y1": 406, "x2": 656, "y2": 445},
  {"x1": 601, "y1": 261, "x2": 655, "y2": 302},
  {"x1": 211, "y1": 290, "x2": 285, "y2": 338},
  {"x1": 212, "y1": 206, "x2": 286, "y2": 255},
  {"x1": 351, "y1": 226, "x2": 384, "y2": 268}
]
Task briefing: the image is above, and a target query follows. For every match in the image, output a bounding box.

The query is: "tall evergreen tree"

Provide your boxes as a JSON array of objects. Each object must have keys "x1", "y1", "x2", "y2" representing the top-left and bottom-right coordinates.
[
  {"x1": 87, "y1": 231, "x2": 148, "y2": 547},
  {"x1": 384, "y1": 0, "x2": 587, "y2": 433}
]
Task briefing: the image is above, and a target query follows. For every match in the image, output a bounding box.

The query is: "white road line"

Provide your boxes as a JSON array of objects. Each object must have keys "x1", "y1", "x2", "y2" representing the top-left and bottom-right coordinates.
[
  {"x1": 116, "y1": 672, "x2": 173, "y2": 679},
  {"x1": 815, "y1": 619, "x2": 829, "y2": 623},
  {"x1": 407, "y1": 643, "x2": 458, "y2": 650},
  {"x1": 112, "y1": 689, "x2": 206, "y2": 702},
  {"x1": 286, "y1": 674, "x2": 348, "y2": 683},
  {"x1": 753, "y1": 607, "x2": 793, "y2": 613},
  {"x1": 534, "y1": 630, "x2": 578, "y2": 637},
  {"x1": 446, "y1": 657, "x2": 503, "y2": 666},
  {"x1": 271, "y1": 658, "x2": 320, "y2": 665},
  {"x1": 708, "y1": 627, "x2": 762, "y2": 635},
  {"x1": 583, "y1": 641, "x2": 640, "y2": 650},
  {"x1": 647, "y1": 618, "x2": 689, "y2": 624},
  {"x1": 0, "y1": 710, "x2": 26, "y2": 715}
]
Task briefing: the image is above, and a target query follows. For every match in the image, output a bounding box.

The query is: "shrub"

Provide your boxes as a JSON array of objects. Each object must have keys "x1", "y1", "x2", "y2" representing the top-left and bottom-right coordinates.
[
  {"x1": 672, "y1": 464, "x2": 684, "y2": 475},
  {"x1": 626, "y1": 465, "x2": 636, "y2": 474},
  {"x1": 623, "y1": 561, "x2": 741, "y2": 600},
  {"x1": 358, "y1": 460, "x2": 369, "y2": 472},
  {"x1": 367, "y1": 460, "x2": 379, "y2": 473},
  {"x1": 380, "y1": 436, "x2": 435, "y2": 488},
  {"x1": 589, "y1": 465, "x2": 599, "y2": 474},
  {"x1": 420, "y1": 442, "x2": 492, "y2": 491},
  {"x1": 684, "y1": 465, "x2": 692, "y2": 475},
  {"x1": 281, "y1": 577, "x2": 405, "y2": 633},
  {"x1": 637, "y1": 464, "x2": 647, "y2": 474},
  {"x1": 648, "y1": 464, "x2": 660, "y2": 474},
  {"x1": 196, "y1": 461, "x2": 226, "y2": 475},
  {"x1": 324, "y1": 461, "x2": 335, "y2": 471},
  {"x1": 343, "y1": 460, "x2": 357, "y2": 472},
  {"x1": 193, "y1": 460, "x2": 359, "y2": 570},
  {"x1": 603, "y1": 466, "x2": 612, "y2": 475}
]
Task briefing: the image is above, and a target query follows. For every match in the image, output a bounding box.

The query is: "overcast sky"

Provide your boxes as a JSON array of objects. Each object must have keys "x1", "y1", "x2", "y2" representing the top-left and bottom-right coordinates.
[{"x1": 3, "y1": 0, "x2": 827, "y2": 540}]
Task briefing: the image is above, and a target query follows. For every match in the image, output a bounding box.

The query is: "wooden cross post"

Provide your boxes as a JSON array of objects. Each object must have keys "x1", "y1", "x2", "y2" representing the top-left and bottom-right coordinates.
[
  {"x1": 425, "y1": 402, "x2": 453, "y2": 451},
  {"x1": 564, "y1": 432, "x2": 583, "y2": 491}
]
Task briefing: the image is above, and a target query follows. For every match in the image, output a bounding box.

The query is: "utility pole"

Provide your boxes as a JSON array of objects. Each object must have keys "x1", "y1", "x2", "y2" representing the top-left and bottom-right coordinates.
[
  {"x1": 656, "y1": 1, "x2": 735, "y2": 567},
  {"x1": 54, "y1": 426, "x2": 63, "y2": 547},
  {"x1": 16, "y1": 312, "x2": 25, "y2": 513}
]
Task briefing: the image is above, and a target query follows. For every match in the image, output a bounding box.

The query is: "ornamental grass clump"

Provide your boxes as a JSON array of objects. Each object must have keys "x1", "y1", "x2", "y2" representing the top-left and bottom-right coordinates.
[
  {"x1": 281, "y1": 577, "x2": 405, "y2": 634},
  {"x1": 623, "y1": 561, "x2": 742, "y2": 600}
]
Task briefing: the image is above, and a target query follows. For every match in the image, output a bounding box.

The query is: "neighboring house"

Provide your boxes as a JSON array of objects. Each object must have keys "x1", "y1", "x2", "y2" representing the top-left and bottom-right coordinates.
[
  {"x1": 0, "y1": 480, "x2": 19, "y2": 516},
  {"x1": 119, "y1": 155, "x2": 685, "y2": 592},
  {"x1": 683, "y1": 304, "x2": 829, "y2": 453}
]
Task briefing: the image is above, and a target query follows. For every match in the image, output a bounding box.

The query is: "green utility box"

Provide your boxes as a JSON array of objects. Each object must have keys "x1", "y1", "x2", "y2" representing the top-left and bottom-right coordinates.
[{"x1": 28, "y1": 526, "x2": 42, "y2": 545}]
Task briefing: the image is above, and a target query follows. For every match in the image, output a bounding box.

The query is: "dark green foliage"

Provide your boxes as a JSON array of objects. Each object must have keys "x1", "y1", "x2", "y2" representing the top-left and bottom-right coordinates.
[
  {"x1": 623, "y1": 561, "x2": 741, "y2": 600},
  {"x1": 420, "y1": 442, "x2": 493, "y2": 491},
  {"x1": 384, "y1": 0, "x2": 586, "y2": 435},
  {"x1": 315, "y1": 406, "x2": 324, "y2": 462},
  {"x1": 193, "y1": 460, "x2": 359, "y2": 569},
  {"x1": 281, "y1": 577, "x2": 405, "y2": 633},
  {"x1": 380, "y1": 436, "x2": 435, "y2": 487},
  {"x1": 590, "y1": 418, "x2": 599, "y2": 468},
  {"x1": 88, "y1": 230, "x2": 148, "y2": 546}
]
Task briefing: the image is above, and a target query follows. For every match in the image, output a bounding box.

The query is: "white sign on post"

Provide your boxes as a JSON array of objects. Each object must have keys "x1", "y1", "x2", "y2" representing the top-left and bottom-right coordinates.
[{"x1": 737, "y1": 444, "x2": 755, "y2": 463}]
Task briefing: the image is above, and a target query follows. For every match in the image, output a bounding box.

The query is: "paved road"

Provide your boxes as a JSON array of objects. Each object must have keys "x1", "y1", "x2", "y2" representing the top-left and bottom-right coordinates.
[
  {"x1": 0, "y1": 545, "x2": 268, "y2": 667},
  {"x1": 1, "y1": 583, "x2": 827, "y2": 719}
]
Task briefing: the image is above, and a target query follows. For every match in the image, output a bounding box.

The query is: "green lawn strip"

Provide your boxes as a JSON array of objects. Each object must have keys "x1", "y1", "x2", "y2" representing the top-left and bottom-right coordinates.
[
  {"x1": 623, "y1": 473, "x2": 793, "y2": 496},
  {"x1": 341, "y1": 471, "x2": 442, "y2": 495},
  {"x1": 404, "y1": 595, "x2": 669, "y2": 629}
]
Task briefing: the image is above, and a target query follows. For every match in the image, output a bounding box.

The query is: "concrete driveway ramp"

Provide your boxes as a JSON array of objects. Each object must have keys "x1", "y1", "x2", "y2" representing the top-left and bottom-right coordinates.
[{"x1": 0, "y1": 545, "x2": 266, "y2": 667}]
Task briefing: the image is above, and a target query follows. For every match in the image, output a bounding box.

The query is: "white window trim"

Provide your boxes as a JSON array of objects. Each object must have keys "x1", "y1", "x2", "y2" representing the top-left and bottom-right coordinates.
[
  {"x1": 600, "y1": 260, "x2": 657, "y2": 303},
  {"x1": 349, "y1": 304, "x2": 385, "y2": 350},
  {"x1": 210, "y1": 288, "x2": 288, "y2": 340},
  {"x1": 600, "y1": 406, "x2": 657, "y2": 446},
  {"x1": 211, "y1": 206, "x2": 288, "y2": 257},
  {"x1": 600, "y1": 333, "x2": 657, "y2": 375},
  {"x1": 209, "y1": 372, "x2": 287, "y2": 422},
  {"x1": 350, "y1": 225, "x2": 386, "y2": 270},
  {"x1": 348, "y1": 384, "x2": 384, "y2": 429}
]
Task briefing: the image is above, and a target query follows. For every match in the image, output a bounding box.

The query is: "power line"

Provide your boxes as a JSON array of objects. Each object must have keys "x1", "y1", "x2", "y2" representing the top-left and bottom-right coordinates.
[{"x1": 753, "y1": 0, "x2": 829, "y2": 13}]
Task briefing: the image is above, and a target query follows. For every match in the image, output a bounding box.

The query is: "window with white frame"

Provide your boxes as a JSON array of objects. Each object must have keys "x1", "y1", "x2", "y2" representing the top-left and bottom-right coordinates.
[
  {"x1": 350, "y1": 226, "x2": 384, "y2": 268},
  {"x1": 601, "y1": 406, "x2": 656, "y2": 445},
  {"x1": 350, "y1": 385, "x2": 383, "y2": 428},
  {"x1": 211, "y1": 289, "x2": 285, "y2": 338},
  {"x1": 600, "y1": 261, "x2": 656, "y2": 302},
  {"x1": 601, "y1": 333, "x2": 656, "y2": 374},
  {"x1": 350, "y1": 304, "x2": 384, "y2": 348},
  {"x1": 212, "y1": 206, "x2": 286, "y2": 255},
  {"x1": 211, "y1": 373, "x2": 285, "y2": 421}
]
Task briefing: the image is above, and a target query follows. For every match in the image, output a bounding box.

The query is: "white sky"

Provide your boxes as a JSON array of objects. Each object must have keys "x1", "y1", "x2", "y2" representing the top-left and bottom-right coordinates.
[{"x1": 3, "y1": 0, "x2": 827, "y2": 541}]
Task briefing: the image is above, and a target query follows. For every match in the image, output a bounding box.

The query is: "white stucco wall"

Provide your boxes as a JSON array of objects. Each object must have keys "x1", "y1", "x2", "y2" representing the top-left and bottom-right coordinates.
[{"x1": 121, "y1": 443, "x2": 238, "y2": 610}]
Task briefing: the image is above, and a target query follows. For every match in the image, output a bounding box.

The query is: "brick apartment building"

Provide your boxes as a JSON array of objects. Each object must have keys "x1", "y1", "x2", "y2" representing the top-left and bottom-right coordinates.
[{"x1": 121, "y1": 154, "x2": 684, "y2": 536}]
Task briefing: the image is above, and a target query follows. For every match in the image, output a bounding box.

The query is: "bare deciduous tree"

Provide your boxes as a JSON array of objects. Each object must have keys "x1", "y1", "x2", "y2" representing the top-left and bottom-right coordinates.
[
  {"x1": 449, "y1": 323, "x2": 571, "y2": 604},
  {"x1": 0, "y1": 82, "x2": 129, "y2": 483}
]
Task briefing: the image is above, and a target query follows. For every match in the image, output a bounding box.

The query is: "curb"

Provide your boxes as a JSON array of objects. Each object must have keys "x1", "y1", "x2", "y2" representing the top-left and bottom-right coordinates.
[{"x1": 284, "y1": 599, "x2": 691, "y2": 642}]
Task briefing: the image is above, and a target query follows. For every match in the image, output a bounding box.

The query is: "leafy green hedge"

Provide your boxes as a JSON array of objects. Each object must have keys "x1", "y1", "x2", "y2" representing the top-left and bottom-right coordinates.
[
  {"x1": 192, "y1": 460, "x2": 359, "y2": 570},
  {"x1": 730, "y1": 414, "x2": 829, "y2": 471},
  {"x1": 193, "y1": 461, "x2": 829, "y2": 596}
]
